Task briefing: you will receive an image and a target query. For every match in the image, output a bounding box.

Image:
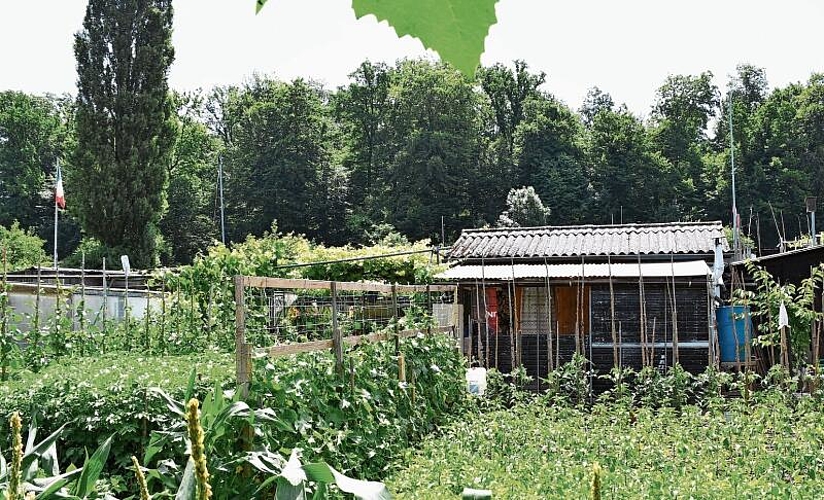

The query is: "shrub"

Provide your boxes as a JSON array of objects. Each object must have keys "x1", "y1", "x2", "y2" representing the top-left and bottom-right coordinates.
[{"x1": 0, "y1": 222, "x2": 46, "y2": 271}]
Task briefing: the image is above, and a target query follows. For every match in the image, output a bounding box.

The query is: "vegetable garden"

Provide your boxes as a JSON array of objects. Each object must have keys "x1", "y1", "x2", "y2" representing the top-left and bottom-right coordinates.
[{"x1": 2, "y1": 234, "x2": 824, "y2": 498}]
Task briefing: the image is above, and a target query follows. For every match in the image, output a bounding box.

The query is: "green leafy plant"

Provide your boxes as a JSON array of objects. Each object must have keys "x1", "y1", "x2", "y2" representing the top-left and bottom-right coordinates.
[
  {"x1": 734, "y1": 261, "x2": 824, "y2": 370},
  {"x1": 254, "y1": 0, "x2": 499, "y2": 77},
  {"x1": 0, "y1": 412, "x2": 115, "y2": 499}
]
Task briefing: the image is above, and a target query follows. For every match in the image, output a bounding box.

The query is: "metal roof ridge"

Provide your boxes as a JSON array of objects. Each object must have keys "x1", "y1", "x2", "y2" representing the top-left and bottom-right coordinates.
[{"x1": 460, "y1": 220, "x2": 724, "y2": 234}]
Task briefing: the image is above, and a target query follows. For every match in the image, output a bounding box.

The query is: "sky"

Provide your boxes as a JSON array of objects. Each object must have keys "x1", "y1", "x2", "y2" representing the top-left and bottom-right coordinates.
[{"x1": 1, "y1": 0, "x2": 823, "y2": 116}]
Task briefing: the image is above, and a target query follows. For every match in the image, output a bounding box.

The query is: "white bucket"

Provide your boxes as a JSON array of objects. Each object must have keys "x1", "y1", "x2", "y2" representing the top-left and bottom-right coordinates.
[{"x1": 466, "y1": 367, "x2": 487, "y2": 395}]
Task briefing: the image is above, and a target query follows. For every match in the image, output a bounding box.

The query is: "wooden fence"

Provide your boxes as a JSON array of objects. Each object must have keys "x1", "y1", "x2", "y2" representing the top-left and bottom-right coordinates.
[{"x1": 233, "y1": 275, "x2": 458, "y2": 396}]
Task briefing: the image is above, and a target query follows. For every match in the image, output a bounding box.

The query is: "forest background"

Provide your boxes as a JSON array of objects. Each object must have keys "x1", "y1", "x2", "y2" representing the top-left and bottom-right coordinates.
[{"x1": 3, "y1": 56, "x2": 823, "y2": 268}]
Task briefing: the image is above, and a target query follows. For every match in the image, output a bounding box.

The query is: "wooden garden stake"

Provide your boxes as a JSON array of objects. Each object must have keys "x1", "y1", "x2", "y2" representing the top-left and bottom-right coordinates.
[
  {"x1": 80, "y1": 251, "x2": 86, "y2": 351},
  {"x1": 330, "y1": 281, "x2": 344, "y2": 376},
  {"x1": 234, "y1": 276, "x2": 251, "y2": 399},
  {"x1": 349, "y1": 357, "x2": 355, "y2": 392},
  {"x1": 608, "y1": 256, "x2": 618, "y2": 369},
  {"x1": 33, "y1": 265, "x2": 41, "y2": 351},
  {"x1": 780, "y1": 325, "x2": 790, "y2": 372},
  {"x1": 392, "y1": 284, "x2": 399, "y2": 356},
  {"x1": 398, "y1": 352, "x2": 406, "y2": 382},
  {"x1": 670, "y1": 255, "x2": 679, "y2": 366}
]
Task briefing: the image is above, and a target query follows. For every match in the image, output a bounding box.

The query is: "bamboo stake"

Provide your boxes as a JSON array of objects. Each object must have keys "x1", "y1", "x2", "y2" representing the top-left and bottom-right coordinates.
[
  {"x1": 637, "y1": 255, "x2": 648, "y2": 367},
  {"x1": 144, "y1": 283, "x2": 151, "y2": 352},
  {"x1": 507, "y1": 277, "x2": 515, "y2": 370},
  {"x1": 546, "y1": 284, "x2": 552, "y2": 373},
  {"x1": 33, "y1": 265, "x2": 41, "y2": 354},
  {"x1": 80, "y1": 252, "x2": 86, "y2": 353},
  {"x1": 670, "y1": 255, "x2": 679, "y2": 366},
  {"x1": 608, "y1": 255, "x2": 618, "y2": 369},
  {"x1": 160, "y1": 275, "x2": 167, "y2": 353},
  {"x1": 1, "y1": 247, "x2": 7, "y2": 381}
]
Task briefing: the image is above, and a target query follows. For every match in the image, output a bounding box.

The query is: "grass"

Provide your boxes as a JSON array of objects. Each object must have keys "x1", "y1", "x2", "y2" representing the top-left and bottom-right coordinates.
[{"x1": 387, "y1": 394, "x2": 824, "y2": 499}]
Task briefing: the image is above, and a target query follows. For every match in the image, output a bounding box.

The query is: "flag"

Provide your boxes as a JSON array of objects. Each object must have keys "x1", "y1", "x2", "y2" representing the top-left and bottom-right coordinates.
[{"x1": 55, "y1": 166, "x2": 65, "y2": 209}]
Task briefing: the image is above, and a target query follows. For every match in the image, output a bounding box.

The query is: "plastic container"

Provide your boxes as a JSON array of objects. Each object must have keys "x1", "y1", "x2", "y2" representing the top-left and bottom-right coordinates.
[
  {"x1": 716, "y1": 305, "x2": 753, "y2": 363},
  {"x1": 466, "y1": 367, "x2": 487, "y2": 395}
]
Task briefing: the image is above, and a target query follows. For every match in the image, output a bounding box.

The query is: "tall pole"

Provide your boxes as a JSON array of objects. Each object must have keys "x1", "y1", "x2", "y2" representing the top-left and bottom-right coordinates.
[
  {"x1": 441, "y1": 216, "x2": 445, "y2": 246},
  {"x1": 218, "y1": 156, "x2": 226, "y2": 245},
  {"x1": 729, "y1": 89, "x2": 740, "y2": 259},
  {"x1": 53, "y1": 161, "x2": 60, "y2": 269}
]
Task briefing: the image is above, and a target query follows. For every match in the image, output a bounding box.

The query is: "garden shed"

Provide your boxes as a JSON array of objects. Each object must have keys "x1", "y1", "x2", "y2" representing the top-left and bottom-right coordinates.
[{"x1": 438, "y1": 221, "x2": 728, "y2": 380}]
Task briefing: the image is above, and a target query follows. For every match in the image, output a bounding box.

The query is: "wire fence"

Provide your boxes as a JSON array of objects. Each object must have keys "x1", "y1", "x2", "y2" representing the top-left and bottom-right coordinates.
[{"x1": 233, "y1": 276, "x2": 458, "y2": 395}]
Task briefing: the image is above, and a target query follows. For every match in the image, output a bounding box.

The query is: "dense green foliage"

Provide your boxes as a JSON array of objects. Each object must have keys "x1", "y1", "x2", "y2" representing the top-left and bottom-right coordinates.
[
  {"x1": 6, "y1": 59, "x2": 824, "y2": 264},
  {"x1": 389, "y1": 394, "x2": 824, "y2": 498},
  {"x1": 0, "y1": 352, "x2": 233, "y2": 470},
  {"x1": 72, "y1": 0, "x2": 177, "y2": 268},
  {"x1": 250, "y1": 333, "x2": 466, "y2": 479},
  {"x1": 0, "y1": 91, "x2": 71, "y2": 239},
  {"x1": 734, "y1": 261, "x2": 824, "y2": 370},
  {"x1": 0, "y1": 331, "x2": 464, "y2": 498},
  {"x1": 0, "y1": 222, "x2": 47, "y2": 270}
]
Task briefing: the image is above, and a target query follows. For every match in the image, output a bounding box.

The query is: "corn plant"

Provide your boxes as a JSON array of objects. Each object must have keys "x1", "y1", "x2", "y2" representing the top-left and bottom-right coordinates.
[{"x1": 0, "y1": 413, "x2": 115, "y2": 499}]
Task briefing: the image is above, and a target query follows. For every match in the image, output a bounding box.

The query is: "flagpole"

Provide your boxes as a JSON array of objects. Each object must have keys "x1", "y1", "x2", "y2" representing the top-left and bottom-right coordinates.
[{"x1": 53, "y1": 161, "x2": 59, "y2": 269}]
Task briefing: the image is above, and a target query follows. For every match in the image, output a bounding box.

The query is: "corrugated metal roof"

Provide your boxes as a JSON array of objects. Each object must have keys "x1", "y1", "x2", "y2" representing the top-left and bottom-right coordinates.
[
  {"x1": 448, "y1": 221, "x2": 727, "y2": 260},
  {"x1": 436, "y1": 261, "x2": 712, "y2": 280}
]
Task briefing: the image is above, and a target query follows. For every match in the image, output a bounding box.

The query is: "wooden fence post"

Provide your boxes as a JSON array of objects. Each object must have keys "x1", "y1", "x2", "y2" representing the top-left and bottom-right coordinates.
[
  {"x1": 330, "y1": 281, "x2": 344, "y2": 376},
  {"x1": 426, "y1": 284, "x2": 432, "y2": 336},
  {"x1": 392, "y1": 284, "x2": 400, "y2": 356},
  {"x1": 235, "y1": 275, "x2": 251, "y2": 399}
]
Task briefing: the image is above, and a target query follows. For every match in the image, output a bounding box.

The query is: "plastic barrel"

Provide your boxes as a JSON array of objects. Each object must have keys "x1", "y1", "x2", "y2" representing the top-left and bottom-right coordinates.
[{"x1": 716, "y1": 305, "x2": 753, "y2": 363}]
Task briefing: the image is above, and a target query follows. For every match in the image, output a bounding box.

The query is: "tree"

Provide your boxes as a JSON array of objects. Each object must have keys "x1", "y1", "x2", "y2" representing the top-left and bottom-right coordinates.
[
  {"x1": 587, "y1": 107, "x2": 677, "y2": 223},
  {"x1": 72, "y1": 0, "x2": 176, "y2": 268},
  {"x1": 514, "y1": 94, "x2": 590, "y2": 224},
  {"x1": 579, "y1": 87, "x2": 614, "y2": 127},
  {"x1": 476, "y1": 61, "x2": 545, "y2": 217},
  {"x1": 497, "y1": 186, "x2": 550, "y2": 227},
  {"x1": 478, "y1": 61, "x2": 545, "y2": 157},
  {"x1": 0, "y1": 223, "x2": 47, "y2": 271},
  {"x1": 0, "y1": 92, "x2": 69, "y2": 231},
  {"x1": 333, "y1": 61, "x2": 391, "y2": 221},
  {"x1": 159, "y1": 92, "x2": 222, "y2": 264},
  {"x1": 650, "y1": 72, "x2": 719, "y2": 218},
  {"x1": 222, "y1": 77, "x2": 345, "y2": 243},
  {"x1": 381, "y1": 60, "x2": 482, "y2": 242}
]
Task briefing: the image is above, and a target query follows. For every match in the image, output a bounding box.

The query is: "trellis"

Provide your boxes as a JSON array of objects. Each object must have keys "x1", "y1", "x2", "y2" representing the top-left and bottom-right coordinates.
[{"x1": 233, "y1": 276, "x2": 458, "y2": 396}]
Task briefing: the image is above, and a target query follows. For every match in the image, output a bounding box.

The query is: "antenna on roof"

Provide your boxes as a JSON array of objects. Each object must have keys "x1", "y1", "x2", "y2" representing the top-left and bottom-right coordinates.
[
  {"x1": 729, "y1": 88, "x2": 740, "y2": 260},
  {"x1": 769, "y1": 202, "x2": 784, "y2": 252}
]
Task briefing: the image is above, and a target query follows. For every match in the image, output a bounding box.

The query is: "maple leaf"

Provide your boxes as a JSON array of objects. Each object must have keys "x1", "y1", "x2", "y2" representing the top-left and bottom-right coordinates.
[{"x1": 255, "y1": 0, "x2": 499, "y2": 78}]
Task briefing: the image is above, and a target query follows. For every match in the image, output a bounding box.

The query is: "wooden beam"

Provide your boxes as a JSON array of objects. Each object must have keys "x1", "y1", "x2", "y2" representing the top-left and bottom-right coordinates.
[
  {"x1": 238, "y1": 276, "x2": 454, "y2": 294},
  {"x1": 257, "y1": 326, "x2": 454, "y2": 359}
]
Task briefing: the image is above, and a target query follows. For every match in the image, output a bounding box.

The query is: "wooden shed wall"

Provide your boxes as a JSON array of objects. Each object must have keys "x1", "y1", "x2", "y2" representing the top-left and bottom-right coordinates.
[{"x1": 463, "y1": 280, "x2": 711, "y2": 380}]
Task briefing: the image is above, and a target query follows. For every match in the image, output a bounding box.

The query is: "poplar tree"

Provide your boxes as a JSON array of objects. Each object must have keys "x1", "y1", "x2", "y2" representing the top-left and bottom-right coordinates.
[{"x1": 73, "y1": 0, "x2": 176, "y2": 267}]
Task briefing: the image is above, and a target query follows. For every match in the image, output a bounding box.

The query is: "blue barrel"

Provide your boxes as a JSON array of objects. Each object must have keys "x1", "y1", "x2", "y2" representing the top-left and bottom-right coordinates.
[{"x1": 716, "y1": 305, "x2": 753, "y2": 363}]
